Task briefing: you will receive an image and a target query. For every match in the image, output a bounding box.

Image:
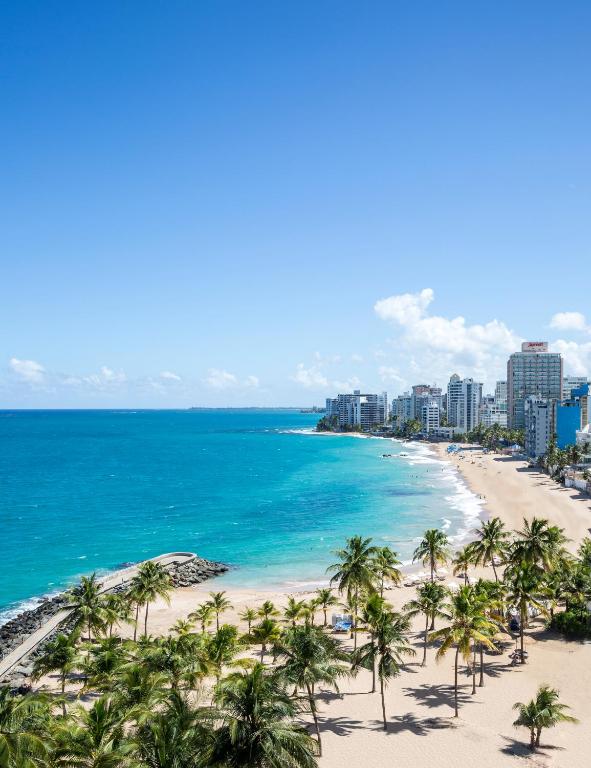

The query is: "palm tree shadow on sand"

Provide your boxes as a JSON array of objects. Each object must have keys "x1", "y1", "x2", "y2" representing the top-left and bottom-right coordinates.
[{"x1": 403, "y1": 683, "x2": 474, "y2": 710}]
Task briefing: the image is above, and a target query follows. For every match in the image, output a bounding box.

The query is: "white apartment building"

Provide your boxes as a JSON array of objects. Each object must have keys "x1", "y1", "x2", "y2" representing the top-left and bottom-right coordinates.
[
  {"x1": 391, "y1": 393, "x2": 412, "y2": 427},
  {"x1": 524, "y1": 396, "x2": 553, "y2": 459},
  {"x1": 446, "y1": 374, "x2": 463, "y2": 426},
  {"x1": 421, "y1": 401, "x2": 440, "y2": 434},
  {"x1": 447, "y1": 375, "x2": 482, "y2": 432},
  {"x1": 507, "y1": 342, "x2": 563, "y2": 429},
  {"x1": 480, "y1": 401, "x2": 508, "y2": 428},
  {"x1": 495, "y1": 380, "x2": 507, "y2": 404},
  {"x1": 333, "y1": 390, "x2": 388, "y2": 430}
]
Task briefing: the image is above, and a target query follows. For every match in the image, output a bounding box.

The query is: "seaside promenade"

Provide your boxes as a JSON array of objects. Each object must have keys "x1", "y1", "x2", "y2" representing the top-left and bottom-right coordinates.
[{"x1": 0, "y1": 552, "x2": 197, "y2": 680}]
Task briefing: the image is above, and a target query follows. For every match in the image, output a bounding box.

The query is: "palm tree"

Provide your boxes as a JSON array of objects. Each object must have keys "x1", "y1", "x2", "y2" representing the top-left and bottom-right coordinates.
[
  {"x1": 250, "y1": 619, "x2": 282, "y2": 662},
  {"x1": 469, "y1": 517, "x2": 510, "y2": 581},
  {"x1": 505, "y1": 562, "x2": 548, "y2": 663},
  {"x1": 189, "y1": 603, "x2": 215, "y2": 633},
  {"x1": 211, "y1": 664, "x2": 317, "y2": 768},
  {"x1": 110, "y1": 663, "x2": 168, "y2": 717},
  {"x1": 472, "y1": 579, "x2": 505, "y2": 686},
  {"x1": 372, "y1": 547, "x2": 402, "y2": 596},
  {"x1": 52, "y1": 695, "x2": 132, "y2": 768},
  {"x1": 141, "y1": 634, "x2": 213, "y2": 691},
  {"x1": 413, "y1": 529, "x2": 450, "y2": 581},
  {"x1": 0, "y1": 686, "x2": 50, "y2": 767},
  {"x1": 136, "y1": 690, "x2": 212, "y2": 768},
  {"x1": 274, "y1": 625, "x2": 349, "y2": 756},
  {"x1": 314, "y1": 588, "x2": 338, "y2": 627},
  {"x1": 284, "y1": 597, "x2": 307, "y2": 627},
  {"x1": 67, "y1": 573, "x2": 104, "y2": 641},
  {"x1": 403, "y1": 582, "x2": 449, "y2": 666},
  {"x1": 513, "y1": 685, "x2": 578, "y2": 750},
  {"x1": 373, "y1": 610, "x2": 415, "y2": 730},
  {"x1": 171, "y1": 619, "x2": 194, "y2": 637},
  {"x1": 133, "y1": 561, "x2": 173, "y2": 637},
  {"x1": 32, "y1": 632, "x2": 79, "y2": 715},
  {"x1": 430, "y1": 586, "x2": 497, "y2": 716},
  {"x1": 100, "y1": 593, "x2": 133, "y2": 638},
  {"x1": 81, "y1": 636, "x2": 130, "y2": 693},
  {"x1": 257, "y1": 600, "x2": 280, "y2": 621},
  {"x1": 206, "y1": 591, "x2": 233, "y2": 631},
  {"x1": 352, "y1": 592, "x2": 386, "y2": 692},
  {"x1": 206, "y1": 624, "x2": 244, "y2": 683},
  {"x1": 327, "y1": 536, "x2": 378, "y2": 650},
  {"x1": 238, "y1": 607, "x2": 258, "y2": 635},
  {"x1": 511, "y1": 517, "x2": 569, "y2": 571},
  {"x1": 452, "y1": 547, "x2": 473, "y2": 586}
]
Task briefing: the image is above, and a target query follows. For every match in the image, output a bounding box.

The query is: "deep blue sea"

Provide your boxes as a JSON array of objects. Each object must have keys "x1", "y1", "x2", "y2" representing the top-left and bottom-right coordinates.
[{"x1": 0, "y1": 409, "x2": 482, "y2": 621}]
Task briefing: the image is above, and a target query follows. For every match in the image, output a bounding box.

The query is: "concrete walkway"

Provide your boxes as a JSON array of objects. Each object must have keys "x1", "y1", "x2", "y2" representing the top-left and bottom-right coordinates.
[{"x1": 0, "y1": 552, "x2": 196, "y2": 680}]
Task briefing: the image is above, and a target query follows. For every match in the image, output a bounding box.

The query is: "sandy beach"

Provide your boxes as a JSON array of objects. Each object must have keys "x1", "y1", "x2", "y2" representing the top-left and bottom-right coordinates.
[{"x1": 35, "y1": 445, "x2": 591, "y2": 768}]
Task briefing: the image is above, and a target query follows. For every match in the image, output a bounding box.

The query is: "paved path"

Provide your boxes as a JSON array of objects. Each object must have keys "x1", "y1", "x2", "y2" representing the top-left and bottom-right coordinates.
[{"x1": 0, "y1": 552, "x2": 196, "y2": 680}]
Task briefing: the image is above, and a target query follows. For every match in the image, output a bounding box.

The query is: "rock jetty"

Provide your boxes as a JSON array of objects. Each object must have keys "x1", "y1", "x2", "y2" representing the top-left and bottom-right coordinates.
[{"x1": 0, "y1": 553, "x2": 229, "y2": 686}]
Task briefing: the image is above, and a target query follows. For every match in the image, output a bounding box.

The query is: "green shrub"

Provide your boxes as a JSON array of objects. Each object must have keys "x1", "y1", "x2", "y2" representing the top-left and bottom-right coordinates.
[{"x1": 551, "y1": 610, "x2": 591, "y2": 638}]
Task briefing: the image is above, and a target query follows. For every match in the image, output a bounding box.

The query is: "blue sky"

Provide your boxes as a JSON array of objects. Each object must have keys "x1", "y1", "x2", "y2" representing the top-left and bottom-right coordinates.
[{"x1": 1, "y1": 1, "x2": 590, "y2": 407}]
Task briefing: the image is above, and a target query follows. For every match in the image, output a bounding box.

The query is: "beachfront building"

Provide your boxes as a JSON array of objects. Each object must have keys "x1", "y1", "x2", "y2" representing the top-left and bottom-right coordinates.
[
  {"x1": 411, "y1": 385, "x2": 443, "y2": 420},
  {"x1": 446, "y1": 374, "x2": 463, "y2": 426},
  {"x1": 421, "y1": 401, "x2": 440, "y2": 433},
  {"x1": 325, "y1": 398, "x2": 338, "y2": 418},
  {"x1": 495, "y1": 380, "x2": 508, "y2": 405},
  {"x1": 507, "y1": 342, "x2": 563, "y2": 429},
  {"x1": 555, "y1": 383, "x2": 590, "y2": 449},
  {"x1": 480, "y1": 399, "x2": 508, "y2": 428},
  {"x1": 563, "y1": 376, "x2": 588, "y2": 401},
  {"x1": 332, "y1": 390, "x2": 388, "y2": 430},
  {"x1": 446, "y1": 375, "x2": 482, "y2": 432},
  {"x1": 391, "y1": 392, "x2": 412, "y2": 427},
  {"x1": 524, "y1": 396, "x2": 553, "y2": 459}
]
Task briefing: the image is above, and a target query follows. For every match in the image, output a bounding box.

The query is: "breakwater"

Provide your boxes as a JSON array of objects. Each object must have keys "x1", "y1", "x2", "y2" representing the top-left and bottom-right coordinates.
[{"x1": 0, "y1": 553, "x2": 228, "y2": 690}]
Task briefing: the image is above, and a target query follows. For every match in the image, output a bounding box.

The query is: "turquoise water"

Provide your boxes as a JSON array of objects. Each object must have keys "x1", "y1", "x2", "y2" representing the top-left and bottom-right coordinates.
[{"x1": 0, "y1": 409, "x2": 481, "y2": 621}]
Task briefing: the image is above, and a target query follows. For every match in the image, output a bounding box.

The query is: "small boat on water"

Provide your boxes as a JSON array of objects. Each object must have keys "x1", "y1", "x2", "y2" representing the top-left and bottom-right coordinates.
[{"x1": 381, "y1": 453, "x2": 393, "y2": 458}]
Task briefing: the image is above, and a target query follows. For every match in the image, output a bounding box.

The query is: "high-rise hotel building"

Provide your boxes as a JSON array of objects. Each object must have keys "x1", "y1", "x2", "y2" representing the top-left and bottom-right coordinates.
[{"x1": 507, "y1": 342, "x2": 562, "y2": 429}]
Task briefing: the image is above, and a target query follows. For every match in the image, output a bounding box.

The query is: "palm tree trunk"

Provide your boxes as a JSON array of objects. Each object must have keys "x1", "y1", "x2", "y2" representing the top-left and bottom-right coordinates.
[
  {"x1": 260, "y1": 643, "x2": 266, "y2": 662},
  {"x1": 430, "y1": 555, "x2": 435, "y2": 582},
  {"x1": 306, "y1": 682, "x2": 322, "y2": 755},
  {"x1": 529, "y1": 727, "x2": 536, "y2": 750},
  {"x1": 353, "y1": 586, "x2": 358, "y2": 651},
  {"x1": 323, "y1": 608, "x2": 327, "y2": 626},
  {"x1": 454, "y1": 646, "x2": 459, "y2": 717},
  {"x1": 133, "y1": 604, "x2": 139, "y2": 641},
  {"x1": 520, "y1": 606, "x2": 526, "y2": 664},
  {"x1": 144, "y1": 602, "x2": 149, "y2": 636},
  {"x1": 88, "y1": 618, "x2": 92, "y2": 642},
  {"x1": 422, "y1": 615, "x2": 428, "y2": 666},
  {"x1": 216, "y1": 614, "x2": 220, "y2": 631},
  {"x1": 380, "y1": 675, "x2": 387, "y2": 730},
  {"x1": 370, "y1": 636, "x2": 376, "y2": 693},
  {"x1": 479, "y1": 643, "x2": 484, "y2": 687},
  {"x1": 380, "y1": 576, "x2": 384, "y2": 598},
  {"x1": 535, "y1": 727, "x2": 542, "y2": 747},
  {"x1": 471, "y1": 642, "x2": 476, "y2": 694},
  {"x1": 491, "y1": 560, "x2": 498, "y2": 582},
  {"x1": 61, "y1": 672, "x2": 67, "y2": 716}
]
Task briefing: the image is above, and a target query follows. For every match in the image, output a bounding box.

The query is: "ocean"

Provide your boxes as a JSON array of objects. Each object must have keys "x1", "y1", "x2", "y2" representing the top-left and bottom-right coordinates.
[{"x1": 0, "y1": 409, "x2": 482, "y2": 622}]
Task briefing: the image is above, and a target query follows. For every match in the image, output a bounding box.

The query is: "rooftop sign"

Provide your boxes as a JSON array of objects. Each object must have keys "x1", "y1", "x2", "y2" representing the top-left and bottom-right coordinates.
[{"x1": 521, "y1": 341, "x2": 549, "y2": 352}]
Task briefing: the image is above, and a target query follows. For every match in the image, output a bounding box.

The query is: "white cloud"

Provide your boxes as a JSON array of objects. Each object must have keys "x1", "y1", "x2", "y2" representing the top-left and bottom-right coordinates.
[
  {"x1": 332, "y1": 376, "x2": 361, "y2": 391},
  {"x1": 160, "y1": 371, "x2": 181, "y2": 382},
  {"x1": 9, "y1": 357, "x2": 45, "y2": 384},
  {"x1": 549, "y1": 311, "x2": 589, "y2": 333},
  {"x1": 351, "y1": 353, "x2": 364, "y2": 363},
  {"x1": 550, "y1": 339, "x2": 591, "y2": 376},
  {"x1": 293, "y1": 363, "x2": 329, "y2": 389},
  {"x1": 375, "y1": 288, "x2": 434, "y2": 326},
  {"x1": 81, "y1": 366, "x2": 127, "y2": 388},
  {"x1": 378, "y1": 366, "x2": 405, "y2": 386},
  {"x1": 374, "y1": 288, "x2": 522, "y2": 389},
  {"x1": 204, "y1": 369, "x2": 239, "y2": 389},
  {"x1": 203, "y1": 369, "x2": 260, "y2": 390}
]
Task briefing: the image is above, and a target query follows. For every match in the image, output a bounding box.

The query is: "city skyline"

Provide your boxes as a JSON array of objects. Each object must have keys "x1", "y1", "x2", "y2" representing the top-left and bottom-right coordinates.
[{"x1": 2, "y1": 2, "x2": 590, "y2": 407}]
